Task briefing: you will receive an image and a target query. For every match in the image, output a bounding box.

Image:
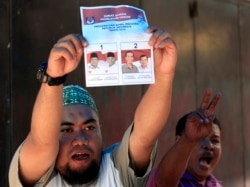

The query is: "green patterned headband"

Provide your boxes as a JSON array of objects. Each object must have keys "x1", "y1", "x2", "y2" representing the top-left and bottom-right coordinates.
[{"x1": 63, "y1": 85, "x2": 98, "y2": 113}]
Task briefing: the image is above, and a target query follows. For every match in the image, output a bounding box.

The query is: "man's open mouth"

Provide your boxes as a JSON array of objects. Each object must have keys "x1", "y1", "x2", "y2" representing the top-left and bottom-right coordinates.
[
  {"x1": 199, "y1": 156, "x2": 212, "y2": 167},
  {"x1": 72, "y1": 153, "x2": 90, "y2": 160},
  {"x1": 199, "y1": 152, "x2": 213, "y2": 167}
]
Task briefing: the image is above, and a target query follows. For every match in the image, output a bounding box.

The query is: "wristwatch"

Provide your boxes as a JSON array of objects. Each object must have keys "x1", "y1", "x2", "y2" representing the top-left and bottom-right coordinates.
[{"x1": 36, "y1": 62, "x2": 67, "y2": 86}]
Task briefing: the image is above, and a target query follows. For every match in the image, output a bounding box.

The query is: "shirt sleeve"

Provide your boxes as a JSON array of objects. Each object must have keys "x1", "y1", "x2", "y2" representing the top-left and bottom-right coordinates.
[
  {"x1": 8, "y1": 143, "x2": 55, "y2": 187},
  {"x1": 9, "y1": 144, "x2": 23, "y2": 187},
  {"x1": 112, "y1": 123, "x2": 158, "y2": 187}
]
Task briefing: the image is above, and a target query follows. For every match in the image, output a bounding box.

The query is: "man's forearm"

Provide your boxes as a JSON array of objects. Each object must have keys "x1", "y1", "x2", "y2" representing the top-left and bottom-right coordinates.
[
  {"x1": 155, "y1": 138, "x2": 196, "y2": 187},
  {"x1": 30, "y1": 84, "x2": 63, "y2": 145},
  {"x1": 134, "y1": 74, "x2": 175, "y2": 144}
]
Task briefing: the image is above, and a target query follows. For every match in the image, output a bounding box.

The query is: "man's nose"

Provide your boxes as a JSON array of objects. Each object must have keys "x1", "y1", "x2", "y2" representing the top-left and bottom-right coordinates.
[
  {"x1": 72, "y1": 131, "x2": 89, "y2": 146},
  {"x1": 200, "y1": 139, "x2": 213, "y2": 149}
]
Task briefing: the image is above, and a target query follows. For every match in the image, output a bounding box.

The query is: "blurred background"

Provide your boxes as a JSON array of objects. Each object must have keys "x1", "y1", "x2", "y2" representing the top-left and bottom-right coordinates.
[{"x1": 1, "y1": 0, "x2": 250, "y2": 186}]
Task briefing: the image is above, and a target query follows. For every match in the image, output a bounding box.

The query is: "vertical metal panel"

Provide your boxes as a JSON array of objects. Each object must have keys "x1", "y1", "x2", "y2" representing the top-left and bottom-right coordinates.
[
  {"x1": 0, "y1": 0, "x2": 11, "y2": 186},
  {"x1": 240, "y1": 3, "x2": 250, "y2": 187},
  {"x1": 195, "y1": 1, "x2": 243, "y2": 186}
]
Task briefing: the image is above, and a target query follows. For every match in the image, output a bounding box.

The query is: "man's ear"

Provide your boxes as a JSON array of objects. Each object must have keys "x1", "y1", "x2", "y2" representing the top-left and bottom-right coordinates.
[{"x1": 175, "y1": 135, "x2": 181, "y2": 142}]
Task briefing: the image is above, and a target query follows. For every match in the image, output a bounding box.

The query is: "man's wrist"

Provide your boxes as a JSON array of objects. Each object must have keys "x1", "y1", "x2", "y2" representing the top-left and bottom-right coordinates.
[{"x1": 36, "y1": 62, "x2": 67, "y2": 86}]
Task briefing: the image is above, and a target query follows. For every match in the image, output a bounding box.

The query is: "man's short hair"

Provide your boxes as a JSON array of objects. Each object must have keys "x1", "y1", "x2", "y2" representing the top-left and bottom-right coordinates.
[
  {"x1": 107, "y1": 52, "x2": 115, "y2": 57},
  {"x1": 140, "y1": 54, "x2": 147, "y2": 59},
  {"x1": 175, "y1": 113, "x2": 221, "y2": 136},
  {"x1": 90, "y1": 52, "x2": 98, "y2": 58},
  {"x1": 125, "y1": 51, "x2": 133, "y2": 56}
]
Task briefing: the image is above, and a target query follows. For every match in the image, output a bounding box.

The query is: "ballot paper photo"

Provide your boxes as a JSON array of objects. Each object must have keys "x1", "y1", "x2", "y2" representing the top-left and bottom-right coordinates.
[{"x1": 80, "y1": 5, "x2": 155, "y2": 87}]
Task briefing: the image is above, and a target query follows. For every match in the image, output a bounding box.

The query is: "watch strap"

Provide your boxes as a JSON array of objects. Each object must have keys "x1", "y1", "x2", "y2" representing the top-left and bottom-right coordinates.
[{"x1": 37, "y1": 62, "x2": 67, "y2": 86}]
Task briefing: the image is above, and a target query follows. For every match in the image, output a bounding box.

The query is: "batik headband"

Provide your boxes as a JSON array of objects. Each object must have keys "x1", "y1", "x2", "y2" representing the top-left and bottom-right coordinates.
[{"x1": 63, "y1": 85, "x2": 98, "y2": 113}]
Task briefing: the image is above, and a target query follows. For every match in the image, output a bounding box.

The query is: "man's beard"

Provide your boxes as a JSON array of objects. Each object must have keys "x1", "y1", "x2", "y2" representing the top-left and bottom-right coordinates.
[{"x1": 59, "y1": 160, "x2": 100, "y2": 185}]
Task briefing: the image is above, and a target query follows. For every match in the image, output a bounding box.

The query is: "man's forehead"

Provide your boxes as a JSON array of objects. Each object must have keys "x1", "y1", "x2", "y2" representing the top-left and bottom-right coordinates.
[
  {"x1": 210, "y1": 124, "x2": 221, "y2": 137},
  {"x1": 62, "y1": 104, "x2": 99, "y2": 121}
]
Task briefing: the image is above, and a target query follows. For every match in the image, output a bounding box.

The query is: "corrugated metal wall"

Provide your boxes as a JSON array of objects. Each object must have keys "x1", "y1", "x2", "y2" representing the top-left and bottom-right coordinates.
[{"x1": 0, "y1": 0, "x2": 250, "y2": 186}]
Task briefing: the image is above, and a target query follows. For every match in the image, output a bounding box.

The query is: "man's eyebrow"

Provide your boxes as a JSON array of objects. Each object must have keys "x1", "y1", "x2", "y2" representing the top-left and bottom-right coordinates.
[
  {"x1": 61, "y1": 119, "x2": 97, "y2": 126},
  {"x1": 84, "y1": 118, "x2": 97, "y2": 124},
  {"x1": 211, "y1": 134, "x2": 220, "y2": 139},
  {"x1": 61, "y1": 122, "x2": 73, "y2": 126}
]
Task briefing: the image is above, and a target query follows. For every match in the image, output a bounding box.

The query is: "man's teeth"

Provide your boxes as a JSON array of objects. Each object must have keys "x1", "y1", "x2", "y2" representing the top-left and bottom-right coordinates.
[{"x1": 200, "y1": 159, "x2": 209, "y2": 167}]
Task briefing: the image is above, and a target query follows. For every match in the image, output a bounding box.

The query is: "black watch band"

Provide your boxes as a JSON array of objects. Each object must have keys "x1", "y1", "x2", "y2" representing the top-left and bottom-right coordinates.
[{"x1": 36, "y1": 62, "x2": 67, "y2": 86}]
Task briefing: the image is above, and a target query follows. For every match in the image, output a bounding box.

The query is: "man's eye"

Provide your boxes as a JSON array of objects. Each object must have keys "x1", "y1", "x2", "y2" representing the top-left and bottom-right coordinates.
[
  {"x1": 212, "y1": 139, "x2": 220, "y2": 144},
  {"x1": 85, "y1": 126, "x2": 95, "y2": 131},
  {"x1": 61, "y1": 128, "x2": 72, "y2": 133}
]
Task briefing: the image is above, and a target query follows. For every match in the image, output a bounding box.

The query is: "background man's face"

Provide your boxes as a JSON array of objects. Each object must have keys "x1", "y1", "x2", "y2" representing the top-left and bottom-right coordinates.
[
  {"x1": 90, "y1": 57, "x2": 99, "y2": 68},
  {"x1": 125, "y1": 52, "x2": 134, "y2": 64},
  {"x1": 107, "y1": 57, "x2": 115, "y2": 66},
  {"x1": 140, "y1": 56, "x2": 148, "y2": 68},
  {"x1": 187, "y1": 124, "x2": 222, "y2": 182}
]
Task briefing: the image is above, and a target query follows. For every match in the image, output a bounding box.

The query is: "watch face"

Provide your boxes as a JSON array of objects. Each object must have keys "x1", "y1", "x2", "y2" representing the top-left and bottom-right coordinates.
[
  {"x1": 36, "y1": 69, "x2": 42, "y2": 80},
  {"x1": 36, "y1": 62, "x2": 66, "y2": 85},
  {"x1": 36, "y1": 63, "x2": 47, "y2": 83}
]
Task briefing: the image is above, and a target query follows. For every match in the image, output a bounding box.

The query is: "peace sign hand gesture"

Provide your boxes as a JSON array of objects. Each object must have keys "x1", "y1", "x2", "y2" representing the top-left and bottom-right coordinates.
[{"x1": 184, "y1": 88, "x2": 221, "y2": 143}]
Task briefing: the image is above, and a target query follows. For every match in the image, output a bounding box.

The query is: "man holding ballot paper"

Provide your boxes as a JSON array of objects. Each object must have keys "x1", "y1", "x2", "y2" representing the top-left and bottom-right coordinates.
[{"x1": 9, "y1": 5, "x2": 178, "y2": 187}]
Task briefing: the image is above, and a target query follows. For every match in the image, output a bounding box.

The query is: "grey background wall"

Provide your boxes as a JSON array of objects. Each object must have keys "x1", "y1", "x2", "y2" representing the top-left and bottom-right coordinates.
[{"x1": 1, "y1": 0, "x2": 250, "y2": 186}]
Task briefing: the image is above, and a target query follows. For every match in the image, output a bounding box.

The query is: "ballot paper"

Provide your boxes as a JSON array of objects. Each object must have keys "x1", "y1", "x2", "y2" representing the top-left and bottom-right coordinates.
[{"x1": 80, "y1": 5, "x2": 154, "y2": 87}]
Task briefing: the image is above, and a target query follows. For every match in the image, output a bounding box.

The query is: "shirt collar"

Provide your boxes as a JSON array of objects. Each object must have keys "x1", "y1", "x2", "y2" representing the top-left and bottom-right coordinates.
[{"x1": 182, "y1": 171, "x2": 223, "y2": 187}]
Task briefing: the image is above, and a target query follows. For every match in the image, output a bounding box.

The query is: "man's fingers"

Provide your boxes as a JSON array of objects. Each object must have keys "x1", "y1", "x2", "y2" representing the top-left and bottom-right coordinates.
[
  {"x1": 57, "y1": 35, "x2": 83, "y2": 55},
  {"x1": 147, "y1": 26, "x2": 175, "y2": 49},
  {"x1": 52, "y1": 42, "x2": 77, "y2": 61},
  {"x1": 200, "y1": 88, "x2": 221, "y2": 120},
  {"x1": 207, "y1": 92, "x2": 221, "y2": 114},
  {"x1": 200, "y1": 88, "x2": 212, "y2": 110}
]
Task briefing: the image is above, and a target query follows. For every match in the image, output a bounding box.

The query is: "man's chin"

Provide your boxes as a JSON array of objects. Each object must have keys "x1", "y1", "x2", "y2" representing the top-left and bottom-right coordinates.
[
  {"x1": 194, "y1": 169, "x2": 212, "y2": 181},
  {"x1": 59, "y1": 161, "x2": 100, "y2": 185}
]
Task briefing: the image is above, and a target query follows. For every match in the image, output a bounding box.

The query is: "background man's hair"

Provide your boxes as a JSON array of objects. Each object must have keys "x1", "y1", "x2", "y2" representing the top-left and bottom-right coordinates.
[
  {"x1": 107, "y1": 52, "x2": 115, "y2": 57},
  {"x1": 140, "y1": 54, "x2": 147, "y2": 59},
  {"x1": 91, "y1": 52, "x2": 98, "y2": 58}
]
